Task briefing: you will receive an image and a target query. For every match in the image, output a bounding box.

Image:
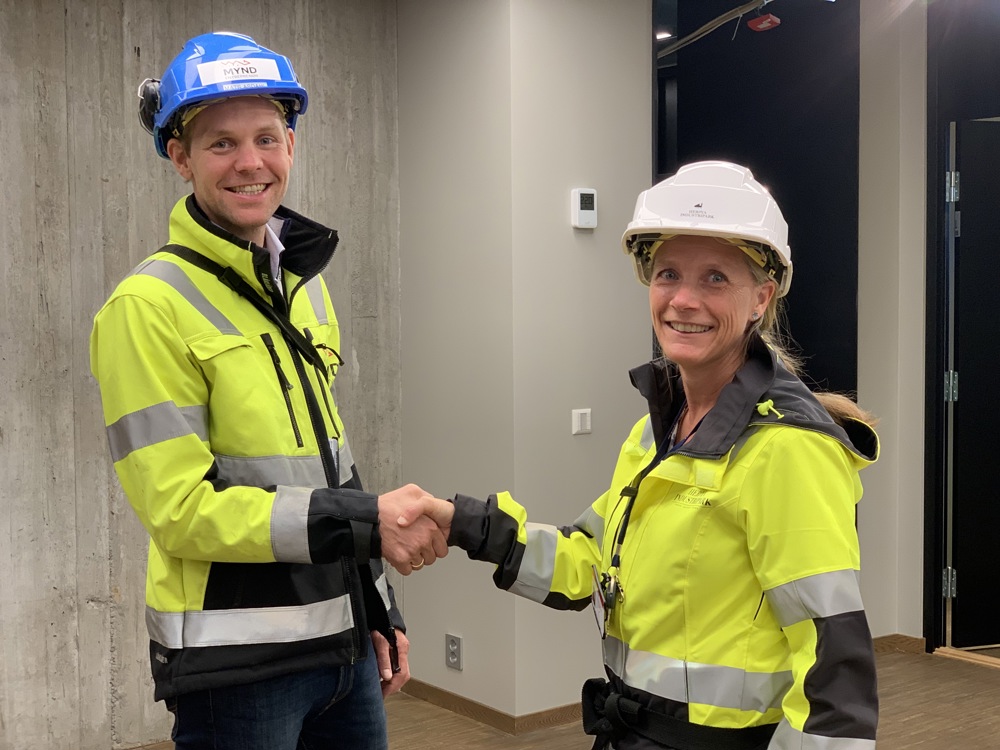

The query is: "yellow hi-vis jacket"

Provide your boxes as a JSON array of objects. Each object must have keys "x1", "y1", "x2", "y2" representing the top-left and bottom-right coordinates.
[
  {"x1": 90, "y1": 196, "x2": 401, "y2": 701},
  {"x1": 449, "y1": 336, "x2": 879, "y2": 749}
]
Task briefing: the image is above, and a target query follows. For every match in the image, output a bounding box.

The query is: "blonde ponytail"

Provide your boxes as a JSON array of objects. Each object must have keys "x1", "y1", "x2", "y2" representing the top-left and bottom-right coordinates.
[{"x1": 745, "y1": 258, "x2": 878, "y2": 430}]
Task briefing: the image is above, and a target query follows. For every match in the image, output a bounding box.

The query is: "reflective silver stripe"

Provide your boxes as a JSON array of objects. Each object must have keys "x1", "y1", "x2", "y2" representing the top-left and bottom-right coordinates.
[
  {"x1": 770, "y1": 719, "x2": 876, "y2": 750},
  {"x1": 137, "y1": 259, "x2": 241, "y2": 335},
  {"x1": 508, "y1": 523, "x2": 558, "y2": 603},
  {"x1": 338, "y1": 436, "x2": 355, "y2": 486},
  {"x1": 271, "y1": 486, "x2": 313, "y2": 563},
  {"x1": 640, "y1": 416, "x2": 655, "y2": 451},
  {"x1": 766, "y1": 569, "x2": 864, "y2": 628},
  {"x1": 375, "y1": 572, "x2": 392, "y2": 611},
  {"x1": 215, "y1": 453, "x2": 327, "y2": 489},
  {"x1": 145, "y1": 595, "x2": 353, "y2": 649},
  {"x1": 304, "y1": 276, "x2": 328, "y2": 324},
  {"x1": 604, "y1": 636, "x2": 791, "y2": 713},
  {"x1": 107, "y1": 402, "x2": 207, "y2": 462},
  {"x1": 687, "y1": 660, "x2": 791, "y2": 714},
  {"x1": 571, "y1": 505, "x2": 605, "y2": 550}
]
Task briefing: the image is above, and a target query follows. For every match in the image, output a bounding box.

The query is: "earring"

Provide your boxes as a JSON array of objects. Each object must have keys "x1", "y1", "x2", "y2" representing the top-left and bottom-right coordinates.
[{"x1": 751, "y1": 311, "x2": 760, "y2": 321}]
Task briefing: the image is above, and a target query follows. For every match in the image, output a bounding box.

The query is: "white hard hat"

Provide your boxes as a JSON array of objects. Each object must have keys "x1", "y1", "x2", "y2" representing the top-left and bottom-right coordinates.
[{"x1": 621, "y1": 160, "x2": 793, "y2": 296}]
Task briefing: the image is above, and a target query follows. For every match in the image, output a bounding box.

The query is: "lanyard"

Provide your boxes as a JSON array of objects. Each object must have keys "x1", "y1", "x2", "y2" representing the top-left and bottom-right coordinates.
[{"x1": 602, "y1": 406, "x2": 703, "y2": 614}]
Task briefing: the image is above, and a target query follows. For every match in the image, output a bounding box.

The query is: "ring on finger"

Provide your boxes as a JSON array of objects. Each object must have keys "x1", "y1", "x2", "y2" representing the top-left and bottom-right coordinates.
[{"x1": 412, "y1": 559, "x2": 426, "y2": 570}]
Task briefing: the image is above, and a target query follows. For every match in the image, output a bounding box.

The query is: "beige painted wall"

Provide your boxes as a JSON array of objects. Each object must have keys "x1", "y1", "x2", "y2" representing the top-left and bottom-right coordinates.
[
  {"x1": 857, "y1": 0, "x2": 927, "y2": 639},
  {"x1": 398, "y1": 0, "x2": 519, "y2": 713},
  {"x1": 397, "y1": 0, "x2": 652, "y2": 715},
  {"x1": 0, "y1": 1, "x2": 400, "y2": 747}
]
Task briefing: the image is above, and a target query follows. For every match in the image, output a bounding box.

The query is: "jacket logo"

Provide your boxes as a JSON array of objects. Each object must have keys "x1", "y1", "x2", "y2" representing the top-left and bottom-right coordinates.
[
  {"x1": 694, "y1": 203, "x2": 703, "y2": 208},
  {"x1": 677, "y1": 487, "x2": 712, "y2": 507}
]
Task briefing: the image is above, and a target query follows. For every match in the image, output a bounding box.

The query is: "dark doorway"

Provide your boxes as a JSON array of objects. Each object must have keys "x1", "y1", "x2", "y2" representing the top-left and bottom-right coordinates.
[
  {"x1": 943, "y1": 119, "x2": 1000, "y2": 649},
  {"x1": 925, "y1": 0, "x2": 1000, "y2": 652}
]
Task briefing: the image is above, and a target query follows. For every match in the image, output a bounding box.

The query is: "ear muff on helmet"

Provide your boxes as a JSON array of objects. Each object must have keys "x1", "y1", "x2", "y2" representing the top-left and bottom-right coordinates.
[{"x1": 137, "y1": 78, "x2": 161, "y2": 135}]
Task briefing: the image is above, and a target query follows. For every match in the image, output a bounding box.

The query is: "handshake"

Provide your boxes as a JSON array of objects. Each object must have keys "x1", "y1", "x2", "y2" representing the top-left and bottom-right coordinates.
[{"x1": 376, "y1": 484, "x2": 456, "y2": 575}]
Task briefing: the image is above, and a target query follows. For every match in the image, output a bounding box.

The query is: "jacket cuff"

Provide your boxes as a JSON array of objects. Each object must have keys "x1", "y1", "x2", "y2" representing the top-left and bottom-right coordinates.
[
  {"x1": 448, "y1": 494, "x2": 489, "y2": 553},
  {"x1": 306, "y1": 487, "x2": 380, "y2": 564}
]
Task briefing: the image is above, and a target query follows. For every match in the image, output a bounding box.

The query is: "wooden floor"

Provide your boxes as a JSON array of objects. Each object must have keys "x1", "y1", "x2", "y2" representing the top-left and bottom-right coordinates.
[{"x1": 140, "y1": 650, "x2": 1000, "y2": 750}]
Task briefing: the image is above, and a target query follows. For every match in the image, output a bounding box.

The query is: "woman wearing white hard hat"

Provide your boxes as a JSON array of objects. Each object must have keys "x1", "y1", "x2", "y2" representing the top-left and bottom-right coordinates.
[{"x1": 410, "y1": 161, "x2": 880, "y2": 750}]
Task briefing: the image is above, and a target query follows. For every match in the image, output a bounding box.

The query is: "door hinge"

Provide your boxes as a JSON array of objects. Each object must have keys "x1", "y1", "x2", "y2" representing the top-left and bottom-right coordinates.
[
  {"x1": 943, "y1": 567, "x2": 957, "y2": 599},
  {"x1": 946, "y1": 171, "x2": 960, "y2": 203},
  {"x1": 945, "y1": 371, "x2": 959, "y2": 402}
]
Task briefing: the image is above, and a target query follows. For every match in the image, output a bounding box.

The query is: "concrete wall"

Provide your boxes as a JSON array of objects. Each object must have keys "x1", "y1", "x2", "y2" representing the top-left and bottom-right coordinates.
[
  {"x1": 0, "y1": 1, "x2": 400, "y2": 747},
  {"x1": 856, "y1": 0, "x2": 927, "y2": 639},
  {"x1": 397, "y1": 0, "x2": 652, "y2": 715}
]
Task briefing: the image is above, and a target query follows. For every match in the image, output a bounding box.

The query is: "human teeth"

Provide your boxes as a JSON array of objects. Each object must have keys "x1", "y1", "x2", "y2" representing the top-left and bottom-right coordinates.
[
  {"x1": 230, "y1": 184, "x2": 266, "y2": 194},
  {"x1": 671, "y1": 322, "x2": 711, "y2": 333}
]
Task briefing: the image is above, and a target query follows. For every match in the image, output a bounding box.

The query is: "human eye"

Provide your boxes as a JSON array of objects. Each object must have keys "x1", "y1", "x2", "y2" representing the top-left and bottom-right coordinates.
[
  {"x1": 258, "y1": 131, "x2": 285, "y2": 147},
  {"x1": 654, "y1": 267, "x2": 678, "y2": 282},
  {"x1": 707, "y1": 270, "x2": 728, "y2": 284}
]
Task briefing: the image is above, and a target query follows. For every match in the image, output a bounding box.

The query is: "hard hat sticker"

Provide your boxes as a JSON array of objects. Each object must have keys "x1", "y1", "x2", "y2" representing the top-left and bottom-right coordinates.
[{"x1": 197, "y1": 58, "x2": 282, "y2": 86}]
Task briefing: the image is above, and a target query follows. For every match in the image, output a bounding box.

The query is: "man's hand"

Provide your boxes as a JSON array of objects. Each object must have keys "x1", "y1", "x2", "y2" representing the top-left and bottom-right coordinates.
[
  {"x1": 377, "y1": 484, "x2": 449, "y2": 574},
  {"x1": 371, "y1": 629, "x2": 410, "y2": 699}
]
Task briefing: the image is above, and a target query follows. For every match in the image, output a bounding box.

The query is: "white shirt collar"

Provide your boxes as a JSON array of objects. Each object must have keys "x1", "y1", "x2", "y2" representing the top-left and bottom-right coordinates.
[{"x1": 263, "y1": 218, "x2": 286, "y2": 291}]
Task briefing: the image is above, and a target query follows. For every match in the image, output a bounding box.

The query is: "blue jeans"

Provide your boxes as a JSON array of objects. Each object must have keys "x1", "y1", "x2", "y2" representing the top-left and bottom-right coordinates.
[{"x1": 168, "y1": 652, "x2": 387, "y2": 750}]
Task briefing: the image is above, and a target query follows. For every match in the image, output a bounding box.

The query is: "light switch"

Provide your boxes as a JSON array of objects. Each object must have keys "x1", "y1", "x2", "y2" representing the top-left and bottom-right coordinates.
[{"x1": 572, "y1": 408, "x2": 592, "y2": 435}]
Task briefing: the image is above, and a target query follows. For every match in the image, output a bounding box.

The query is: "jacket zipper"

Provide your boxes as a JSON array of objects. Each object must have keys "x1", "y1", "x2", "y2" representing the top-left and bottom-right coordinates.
[
  {"x1": 276, "y1": 289, "x2": 357, "y2": 658},
  {"x1": 343, "y1": 559, "x2": 363, "y2": 663},
  {"x1": 262, "y1": 332, "x2": 304, "y2": 448},
  {"x1": 285, "y1": 337, "x2": 337, "y2": 487},
  {"x1": 304, "y1": 328, "x2": 342, "y2": 432},
  {"x1": 286, "y1": 333, "x2": 361, "y2": 659}
]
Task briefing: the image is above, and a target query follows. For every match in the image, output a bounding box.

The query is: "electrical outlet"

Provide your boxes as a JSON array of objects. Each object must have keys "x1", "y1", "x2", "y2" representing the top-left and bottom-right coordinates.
[{"x1": 445, "y1": 633, "x2": 463, "y2": 671}]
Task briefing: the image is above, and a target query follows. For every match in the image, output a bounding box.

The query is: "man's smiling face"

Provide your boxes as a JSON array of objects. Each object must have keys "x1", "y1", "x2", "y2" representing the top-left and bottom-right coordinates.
[{"x1": 167, "y1": 96, "x2": 294, "y2": 246}]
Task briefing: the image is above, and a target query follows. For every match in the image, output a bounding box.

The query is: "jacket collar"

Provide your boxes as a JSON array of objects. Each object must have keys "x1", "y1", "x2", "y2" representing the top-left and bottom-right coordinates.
[
  {"x1": 167, "y1": 195, "x2": 339, "y2": 297},
  {"x1": 628, "y1": 334, "x2": 878, "y2": 463}
]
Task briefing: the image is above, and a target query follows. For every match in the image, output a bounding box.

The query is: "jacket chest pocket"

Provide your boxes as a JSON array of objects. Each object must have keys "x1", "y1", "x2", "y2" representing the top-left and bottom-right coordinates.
[{"x1": 188, "y1": 333, "x2": 301, "y2": 451}]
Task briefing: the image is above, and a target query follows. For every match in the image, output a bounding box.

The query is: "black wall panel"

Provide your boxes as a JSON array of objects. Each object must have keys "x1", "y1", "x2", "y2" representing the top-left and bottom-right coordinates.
[
  {"x1": 933, "y1": 1, "x2": 1000, "y2": 124},
  {"x1": 669, "y1": 0, "x2": 860, "y2": 393}
]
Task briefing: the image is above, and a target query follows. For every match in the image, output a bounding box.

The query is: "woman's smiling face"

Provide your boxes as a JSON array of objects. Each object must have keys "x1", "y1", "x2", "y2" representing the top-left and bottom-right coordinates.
[{"x1": 649, "y1": 235, "x2": 774, "y2": 379}]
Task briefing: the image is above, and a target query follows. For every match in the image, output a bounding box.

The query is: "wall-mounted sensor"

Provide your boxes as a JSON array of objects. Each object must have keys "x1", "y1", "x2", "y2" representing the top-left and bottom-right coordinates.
[{"x1": 571, "y1": 188, "x2": 597, "y2": 229}]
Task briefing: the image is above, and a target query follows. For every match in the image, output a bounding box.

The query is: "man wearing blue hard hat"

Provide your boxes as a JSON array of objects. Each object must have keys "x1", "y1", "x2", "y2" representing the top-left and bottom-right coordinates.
[{"x1": 90, "y1": 31, "x2": 448, "y2": 749}]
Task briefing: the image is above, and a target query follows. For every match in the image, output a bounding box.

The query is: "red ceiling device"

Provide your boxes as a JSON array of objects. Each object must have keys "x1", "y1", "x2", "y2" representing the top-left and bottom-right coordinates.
[{"x1": 748, "y1": 13, "x2": 781, "y2": 31}]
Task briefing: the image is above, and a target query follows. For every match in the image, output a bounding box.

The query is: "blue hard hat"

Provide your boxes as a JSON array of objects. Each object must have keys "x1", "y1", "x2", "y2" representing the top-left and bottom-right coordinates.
[{"x1": 138, "y1": 31, "x2": 308, "y2": 159}]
